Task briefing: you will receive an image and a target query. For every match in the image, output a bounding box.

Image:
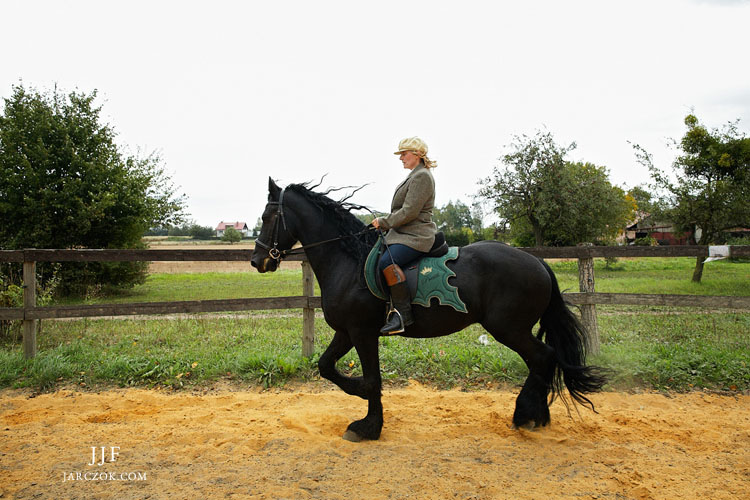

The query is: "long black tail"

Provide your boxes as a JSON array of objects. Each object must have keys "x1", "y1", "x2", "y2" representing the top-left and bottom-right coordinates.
[{"x1": 537, "y1": 260, "x2": 607, "y2": 411}]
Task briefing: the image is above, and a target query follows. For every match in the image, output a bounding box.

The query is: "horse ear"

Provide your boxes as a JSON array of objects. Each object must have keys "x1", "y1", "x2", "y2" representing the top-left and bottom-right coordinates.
[{"x1": 268, "y1": 177, "x2": 281, "y2": 200}]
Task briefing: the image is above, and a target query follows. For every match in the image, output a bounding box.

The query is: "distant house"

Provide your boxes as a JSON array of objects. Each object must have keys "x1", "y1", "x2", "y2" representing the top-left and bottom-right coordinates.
[
  {"x1": 625, "y1": 216, "x2": 692, "y2": 245},
  {"x1": 625, "y1": 215, "x2": 750, "y2": 245},
  {"x1": 216, "y1": 221, "x2": 250, "y2": 238}
]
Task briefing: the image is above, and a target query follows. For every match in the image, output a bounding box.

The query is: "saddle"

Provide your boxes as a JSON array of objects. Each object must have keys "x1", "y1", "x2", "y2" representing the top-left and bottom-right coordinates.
[{"x1": 364, "y1": 232, "x2": 467, "y2": 313}]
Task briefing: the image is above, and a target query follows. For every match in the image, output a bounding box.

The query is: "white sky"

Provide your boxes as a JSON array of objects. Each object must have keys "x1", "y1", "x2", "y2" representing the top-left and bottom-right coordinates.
[{"x1": 3, "y1": 0, "x2": 749, "y2": 227}]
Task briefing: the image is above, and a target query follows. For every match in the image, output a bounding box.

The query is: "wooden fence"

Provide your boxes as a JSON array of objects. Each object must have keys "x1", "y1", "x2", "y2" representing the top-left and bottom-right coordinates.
[{"x1": 1, "y1": 245, "x2": 749, "y2": 359}]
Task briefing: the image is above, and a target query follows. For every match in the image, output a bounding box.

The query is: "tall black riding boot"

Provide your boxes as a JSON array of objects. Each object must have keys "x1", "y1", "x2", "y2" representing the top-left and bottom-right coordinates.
[{"x1": 380, "y1": 281, "x2": 414, "y2": 335}]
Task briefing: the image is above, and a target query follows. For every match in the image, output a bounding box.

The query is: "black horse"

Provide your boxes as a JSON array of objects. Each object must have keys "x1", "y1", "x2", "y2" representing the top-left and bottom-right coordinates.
[{"x1": 251, "y1": 178, "x2": 606, "y2": 442}]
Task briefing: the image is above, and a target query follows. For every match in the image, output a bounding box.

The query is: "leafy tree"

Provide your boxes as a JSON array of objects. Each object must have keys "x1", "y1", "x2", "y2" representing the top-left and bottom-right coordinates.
[
  {"x1": 545, "y1": 162, "x2": 635, "y2": 246},
  {"x1": 434, "y1": 200, "x2": 484, "y2": 246},
  {"x1": 221, "y1": 226, "x2": 242, "y2": 243},
  {"x1": 0, "y1": 84, "x2": 185, "y2": 294},
  {"x1": 252, "y1": 217, "x2": 263, "y2": 237},
  {"x1": 479, "y1": 130, "x2": 635, "y2": 246},
  {"x1": 434, "y1": 200, "x2": 483, "y2": 232},
  {"x1": 189, "y1": 224, "x2": 215, "y2": 240},
  {"x1": 168, "y1": 224, "x2": 192, "y2": 237},
  {"x1": 633, "y1": 114, "x2": 750, "y2": 282},
  {"x1": 478, "y1": 130, "x2": 575, "y2": 246},
  {"x1": 626, "y1": 185, "x2": 661, "y2": 227},
  {"x1": 627, "y1": 185, "x2": 657, "y2": 214}
]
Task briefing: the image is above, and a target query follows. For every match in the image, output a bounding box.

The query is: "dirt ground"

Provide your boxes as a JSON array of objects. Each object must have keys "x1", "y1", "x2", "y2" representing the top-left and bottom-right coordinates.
[
  {"x1": 1, "y1": 383, "x2": 748, "y2": 500},
  {"x1": 145, "y1": 243, "x2": 301, "y2": 273}
]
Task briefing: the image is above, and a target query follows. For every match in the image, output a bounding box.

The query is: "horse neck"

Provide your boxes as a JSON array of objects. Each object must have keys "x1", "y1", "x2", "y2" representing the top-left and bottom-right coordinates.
[{"x1": 285, "y1": 192, "x2": 360, "y2": 292}]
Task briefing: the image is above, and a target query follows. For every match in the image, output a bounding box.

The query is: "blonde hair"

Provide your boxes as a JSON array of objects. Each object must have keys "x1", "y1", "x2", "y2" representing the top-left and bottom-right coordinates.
[{"x1": 394, "y1": 137, "x2": 437, "y2": 169}]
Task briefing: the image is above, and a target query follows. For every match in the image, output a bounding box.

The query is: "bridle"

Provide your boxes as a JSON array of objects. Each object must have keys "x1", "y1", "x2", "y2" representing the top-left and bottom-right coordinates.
[
  {"x1": 254, "y1": 188, "x2": 288, "y2": 262},
  {"x1": 254, "y1": 187, "x2": 376, "y2": 264}
]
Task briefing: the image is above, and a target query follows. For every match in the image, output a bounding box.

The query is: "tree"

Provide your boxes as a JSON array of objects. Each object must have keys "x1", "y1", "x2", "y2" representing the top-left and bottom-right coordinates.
[
  {"x1": 189, "y1": 224, "x2": 215, "y2": 240},
  {"x1": 633, "y1": 114, "x2": 750, "y2": 282},
  {"x1": 545, "y1": 162, "x2": 635, "y2": 246},
  {"x1": 627, "y1": 185, "x2": 656, "y2": 214},
  {"x1": 221, "y1": 226, "x2": 242, "y2": 243},
  {"x1": 168, "y1": 223, "x2": 192, "y2": 237},
  {"x1": 0, "y1": 84, "x2": 185, "y2": 293},
  {"x1": 479, "y1": 130, "x2": 575, "y2": 246},
  {"x1": 479, "y1": 130, "x2": 635, "y2": 246},
  {"x1": 434, "y1": 200, "x2": 483, "y2": 232},
  {"x1": 252, "y1": 217, "x2": 263, "y2": 237},
  {"x1": 433, "y1": 200, "x2": 483, "y2": 245}
]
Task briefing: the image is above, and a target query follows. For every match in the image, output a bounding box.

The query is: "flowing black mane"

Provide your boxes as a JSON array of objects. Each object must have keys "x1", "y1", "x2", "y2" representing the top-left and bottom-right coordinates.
[{"x1": 285, "y1": 183, "x2": 379, "y2": 264}]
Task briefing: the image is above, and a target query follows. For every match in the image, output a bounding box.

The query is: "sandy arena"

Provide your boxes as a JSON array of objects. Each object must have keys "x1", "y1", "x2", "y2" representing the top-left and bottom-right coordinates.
[{"x1": 1, "y1": 383, "x2": 748, "y2": 500}]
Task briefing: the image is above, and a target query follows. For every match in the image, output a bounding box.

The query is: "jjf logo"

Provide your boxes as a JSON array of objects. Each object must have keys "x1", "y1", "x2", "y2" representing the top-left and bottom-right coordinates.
[{"x1": 88, "y1": 446, "x2": 120, "y2": 466}]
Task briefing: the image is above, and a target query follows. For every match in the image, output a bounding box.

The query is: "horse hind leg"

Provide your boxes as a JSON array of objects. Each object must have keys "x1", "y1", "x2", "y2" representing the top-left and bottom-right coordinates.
[{"x1": 484, "y1": 325, "x2": 556, "y2": 429}]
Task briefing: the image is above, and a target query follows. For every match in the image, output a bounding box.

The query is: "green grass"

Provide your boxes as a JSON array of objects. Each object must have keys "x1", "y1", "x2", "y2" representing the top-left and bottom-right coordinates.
[
  {"x1": 596, "y1": 312, "x2": 750, "y2": 390},
  {"x1": 53, "y1": 269, "x2": 315, "y2": 305},
  {"x1": 1, "y1": 258, "x2": 748, "y2": 393},
  {"x1": 1, "y1": 312, "x2": 748, "y2": 393},
  {"x1": 547, "y1": 257, "x2": 750, "y2": 296},
  {"x1": 49, "y1": 258, "x2": 749, "y2": 306}
]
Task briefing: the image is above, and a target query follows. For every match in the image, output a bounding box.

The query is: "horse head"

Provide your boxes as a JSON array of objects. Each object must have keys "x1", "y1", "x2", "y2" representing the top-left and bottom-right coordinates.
[{"x1": 250, "y1": 177, "x2": 299, "y2": 273}]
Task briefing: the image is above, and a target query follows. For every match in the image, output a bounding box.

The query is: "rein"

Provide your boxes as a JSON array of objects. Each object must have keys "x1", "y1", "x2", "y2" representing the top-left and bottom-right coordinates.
[{"x1": 254, "y1": 187, "x2": 376, "y2": 263}]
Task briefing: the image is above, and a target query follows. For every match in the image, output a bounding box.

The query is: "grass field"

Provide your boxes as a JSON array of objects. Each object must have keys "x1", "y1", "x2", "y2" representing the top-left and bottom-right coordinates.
[{"x1": 1, "y1": 257, "x2": 748, "y2": 392}]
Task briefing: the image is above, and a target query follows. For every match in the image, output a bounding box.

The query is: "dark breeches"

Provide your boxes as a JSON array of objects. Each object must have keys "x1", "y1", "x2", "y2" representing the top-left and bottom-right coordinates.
[{"x1": 377, "y1": 243, "x2": 425, "y2": 275}]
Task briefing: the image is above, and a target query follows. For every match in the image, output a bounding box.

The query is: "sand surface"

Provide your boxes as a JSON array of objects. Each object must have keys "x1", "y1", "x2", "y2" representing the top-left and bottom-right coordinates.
[{"x1": 1, "y1": 383, "x2": 748, "y2": 500}]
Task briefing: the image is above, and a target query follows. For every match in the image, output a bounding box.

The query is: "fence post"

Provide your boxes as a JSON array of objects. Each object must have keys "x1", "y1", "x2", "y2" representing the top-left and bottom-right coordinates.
[
  {"x1": 23, "y1": 259, "x2": 38, "y2": 359},
  {"x1": 301, "y1": 260, "x2": 315, "y2": 358},
  {"x1": 577, "y1": 247, "x2": 600, "y2": 355}
]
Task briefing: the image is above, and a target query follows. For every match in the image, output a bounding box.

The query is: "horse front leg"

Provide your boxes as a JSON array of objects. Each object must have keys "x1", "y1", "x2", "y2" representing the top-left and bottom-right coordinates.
[
  {"x1": 342, "y1": 331, "x2": 383, "y2": 442},
  {"x1": 318, "y1": 330, "x2": 369, "y2": 399}
]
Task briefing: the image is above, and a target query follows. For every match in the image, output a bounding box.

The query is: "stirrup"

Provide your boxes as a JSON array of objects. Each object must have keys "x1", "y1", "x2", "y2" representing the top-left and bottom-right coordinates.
[{"x1": 380, "y1": 307, "x2": 405, "y2": 335}]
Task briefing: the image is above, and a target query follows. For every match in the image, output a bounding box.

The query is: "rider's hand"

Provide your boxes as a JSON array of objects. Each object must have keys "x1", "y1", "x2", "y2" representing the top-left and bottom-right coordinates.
[{"x1": 371, "y1": 218, "x2": 380, "y2": 229}]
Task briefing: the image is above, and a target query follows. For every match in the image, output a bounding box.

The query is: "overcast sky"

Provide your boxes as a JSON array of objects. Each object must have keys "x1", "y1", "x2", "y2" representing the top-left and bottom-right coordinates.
[{"x1": 3, "y1": 0, "x2": 749, "y2": 227}]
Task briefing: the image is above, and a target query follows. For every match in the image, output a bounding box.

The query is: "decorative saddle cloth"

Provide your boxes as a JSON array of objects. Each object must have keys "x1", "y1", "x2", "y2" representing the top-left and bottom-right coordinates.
[{"x1": 364, "y1": 237, "x2": 468, "y2": 313}]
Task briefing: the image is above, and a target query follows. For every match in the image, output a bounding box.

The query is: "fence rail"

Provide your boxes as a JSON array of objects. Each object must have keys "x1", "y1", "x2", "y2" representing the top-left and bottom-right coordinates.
[
  {"x1": 5, "y1": 245, "x2": 749, "y2": 263},
  {"x1": 2, "y1": 245, "x2": 748, "y2": 359}
]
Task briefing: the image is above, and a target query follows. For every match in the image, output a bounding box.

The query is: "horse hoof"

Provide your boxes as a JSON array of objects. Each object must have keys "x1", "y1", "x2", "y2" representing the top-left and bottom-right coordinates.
[
  {"x1": 342, "y1": 430, "x2": 363, "y2": 442},
  {"x1": 511, "y1": 421, "x2": 537, "y2": 431}
]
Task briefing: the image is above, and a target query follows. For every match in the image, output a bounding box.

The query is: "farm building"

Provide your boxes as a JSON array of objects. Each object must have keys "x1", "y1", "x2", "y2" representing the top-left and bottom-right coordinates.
[
  {"x1": 215, "y1": 221, "x2": 251, "y2": 238},
  {"x1": 626, "y1": 218, "x2": 750, "y2": 245},
  {"x1": 625, "y1": 219, "x2": 692, "y2": 245}
]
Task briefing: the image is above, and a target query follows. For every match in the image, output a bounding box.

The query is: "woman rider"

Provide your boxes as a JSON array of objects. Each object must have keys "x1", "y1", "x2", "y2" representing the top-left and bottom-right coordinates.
[{"x1": 371, "y1": 137, "x2": 438, "y2": 334}]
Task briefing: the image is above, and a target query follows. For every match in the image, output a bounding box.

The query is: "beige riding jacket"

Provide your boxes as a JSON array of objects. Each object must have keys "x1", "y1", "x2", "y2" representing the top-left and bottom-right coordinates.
[{"x1": 376, "y1": 164, "x2": 437, "y2": 253}]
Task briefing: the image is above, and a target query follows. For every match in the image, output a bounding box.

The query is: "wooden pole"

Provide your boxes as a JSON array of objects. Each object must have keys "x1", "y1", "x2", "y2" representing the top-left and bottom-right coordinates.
[
  {"x1": 301, "y1": 260, "x2": 315, "y2": 358},
  {"x1": 22, "y1": 260, "x2": 37, "y2": 359},
  {"x1": 577, "y1": 253, "x2": 600, "y2": 356}
]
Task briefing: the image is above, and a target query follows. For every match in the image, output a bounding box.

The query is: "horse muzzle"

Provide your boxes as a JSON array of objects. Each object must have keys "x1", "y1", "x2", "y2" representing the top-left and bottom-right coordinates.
[{"x1": 250, "y1": 254, "x2": 278, "y2": 273}]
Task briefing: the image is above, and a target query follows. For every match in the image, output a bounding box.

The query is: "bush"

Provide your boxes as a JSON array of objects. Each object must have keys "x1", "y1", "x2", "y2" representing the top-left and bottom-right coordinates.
[
  {"x1": 0, "y1": 84, "x2": 185, "y2": 295},
  {"x1": 222, "y1": 227, "x2": 242, "y2": 243},
  {"x1": 1, "y1": 263, "x2": 60, "y2": 340},
  {"x1": 189, "y1": 224, "x2": 216, "y2": 240},
  {"x1": 725, "y1": 235, "x2": 750, "y2": 262},
  {"x1": 443, "y1": 228, "x2": 479, "y2": 247},
  {"x1": 633, "y1": 236, "x2": 658, "y2": 246},
  {"x1": 596, "y1": 238, "x2": 620, "y2": 269}
]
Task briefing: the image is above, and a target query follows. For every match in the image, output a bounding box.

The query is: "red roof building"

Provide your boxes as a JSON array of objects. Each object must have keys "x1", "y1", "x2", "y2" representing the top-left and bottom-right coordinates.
[{"x1": 215, "y1": 221, "x2": 250, "y2": 237}]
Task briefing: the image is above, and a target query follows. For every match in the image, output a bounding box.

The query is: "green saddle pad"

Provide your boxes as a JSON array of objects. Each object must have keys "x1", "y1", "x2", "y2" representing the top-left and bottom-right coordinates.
[{"x1": 364, "y1": 239, "x2": 467, "y2": 313}]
